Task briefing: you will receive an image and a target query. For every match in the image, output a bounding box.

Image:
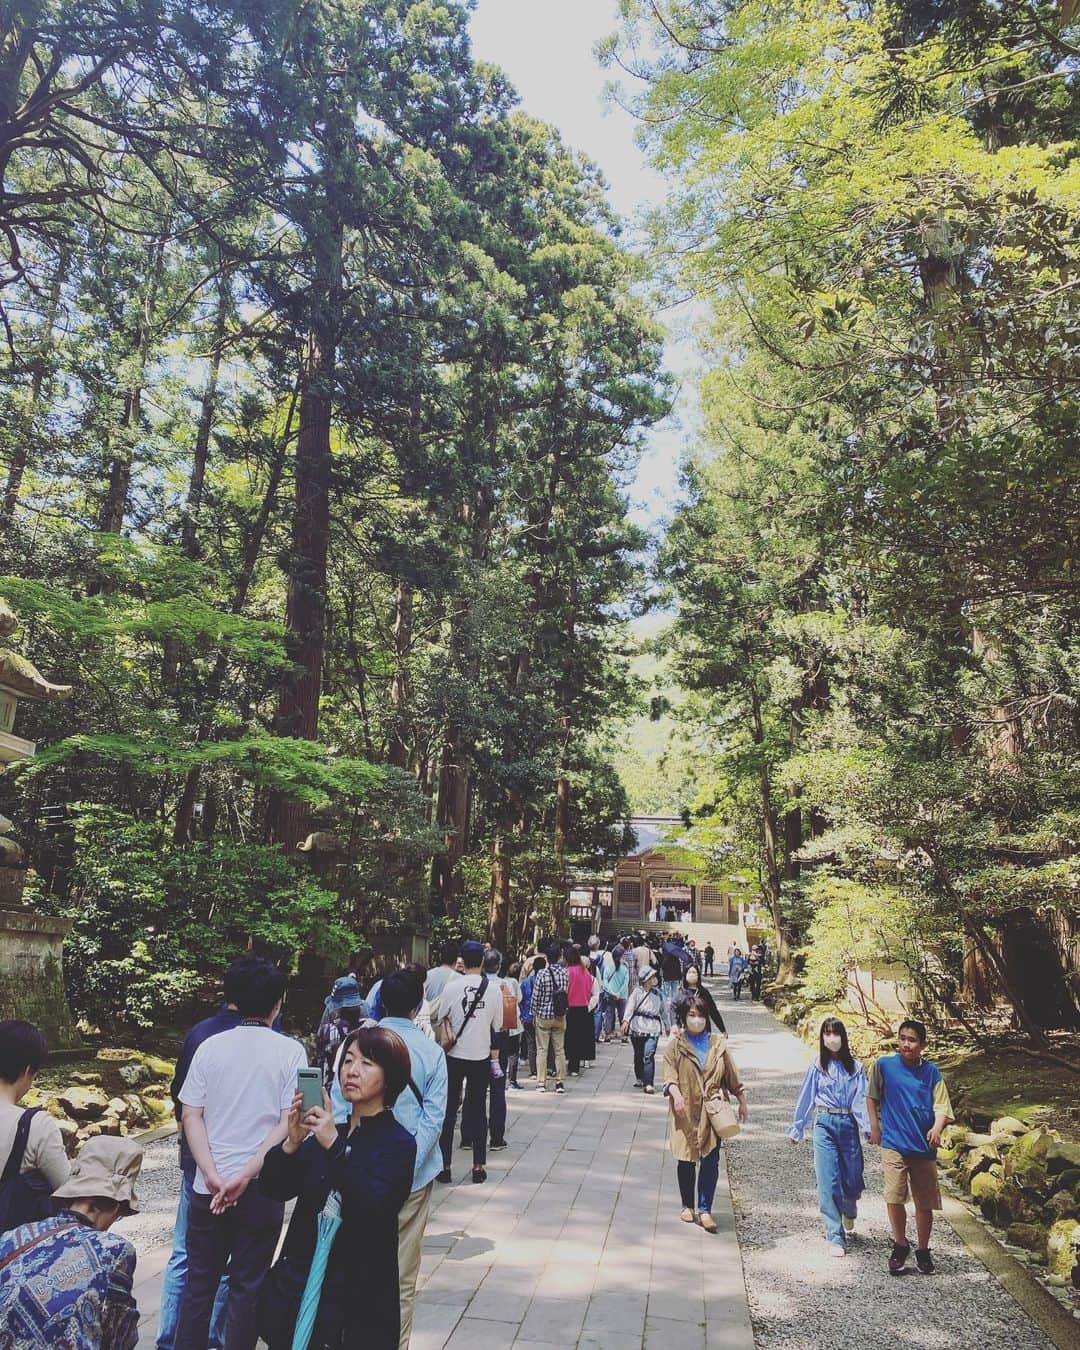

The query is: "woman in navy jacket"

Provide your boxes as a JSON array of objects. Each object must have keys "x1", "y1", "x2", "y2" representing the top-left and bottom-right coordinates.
[{"x1": 259, "y1": 1025, "x2": 416, "y2": 1349}]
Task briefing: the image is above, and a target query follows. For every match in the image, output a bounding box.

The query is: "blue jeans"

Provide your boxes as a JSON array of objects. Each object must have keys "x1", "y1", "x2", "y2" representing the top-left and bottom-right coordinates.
[
  {"x1": 661, "y1": 980, "x2": 681, "y2": 1024},
  {"x1": 677, "y1": 1145, "x2": 720, "y2": 1213},
  {"x1": 157, "y1": 1169, "x2": 229, "y2": 1350},
  {"x1": 593, "y1": 994, "x2": 605, "y2": 1040},
  {"x1": 813, "y1": 1112, "x2": 865, "y2": 1246},
  {"x1": 631, "y1": 1033, "x2": 658, "y2": 1086},
  {"x1": 603, "y1": 996, "x2": 626, "y2": 1037}
]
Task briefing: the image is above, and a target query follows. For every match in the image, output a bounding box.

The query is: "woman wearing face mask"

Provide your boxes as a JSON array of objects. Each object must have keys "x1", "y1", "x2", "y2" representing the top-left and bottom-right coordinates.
[
  {"x1": 677, "y1": 965, "x2": 727, "y2": 1033},
  {"x1": 788, "y1": 1017, "x2": 870, "y2": 1258},
  {"x1": 662, "y1": 994, "x2": 748, "y2": 1232}
]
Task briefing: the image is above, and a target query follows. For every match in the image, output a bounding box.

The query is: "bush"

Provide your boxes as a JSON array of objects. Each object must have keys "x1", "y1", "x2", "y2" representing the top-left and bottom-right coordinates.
[
  {"x1": 56, "y1": 805, "x2": 354, "y2": 1031},
  {"x1": 800, "y1": 875, "x2": 921, "y2": 1006}
]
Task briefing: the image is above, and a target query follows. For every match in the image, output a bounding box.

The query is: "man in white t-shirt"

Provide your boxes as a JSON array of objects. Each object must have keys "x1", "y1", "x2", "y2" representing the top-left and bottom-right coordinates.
[
  {"x1": 436, "y1": 940, "x2": 502, "y2": 1185},
  {"x1": 174, "y1": 959, "x2": 306, "y2": 1350}
]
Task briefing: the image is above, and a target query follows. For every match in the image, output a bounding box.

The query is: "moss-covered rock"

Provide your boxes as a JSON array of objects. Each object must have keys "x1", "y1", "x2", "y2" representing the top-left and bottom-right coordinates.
[
  {"x1": 1056, "y1": 1167, "x2": 1080, "y2": 1193},
  {"x1": 1011, "y1": 1128, "x2": 1053, "y2": 1163},
  {"x1": 941, "y1": 1124, "x2": 972, "y2": 1150},
  {"x1": 990, "y1": 1116, "x2": 1027, "y2": 1138},
  {"x1": 1005, "y1": 1128, "x2": 1055, "y2": 1194},
  {"x1": 1047, "y1": 1141, "x2": 1080, "y2": 1176},
  {"x1": 971, "y1": 1170, "x2": 1005, "y2": 1215},
  {"x1": 1046, "y1": 1219, "x2": 1079, "y2": 1281},
  {"x1": 996, "y1": 1181, "x2": 1039, "y2": 1227},
  {"x1": 57, "y1": 1085, "x2": 109, "y2": 1121},
  {"x1": 961, "y1": 1143, "x2": 1001, "y2": 1184},
  {"x1": 1006, "y1": 1222, "x2": 1048, "y2": 1252},
  {"x1": 1045, "y1": 1189, "x2": 1079, "y2": 1222}
]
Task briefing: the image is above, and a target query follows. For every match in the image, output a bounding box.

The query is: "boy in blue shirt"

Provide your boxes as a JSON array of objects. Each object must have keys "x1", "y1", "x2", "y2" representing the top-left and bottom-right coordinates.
[{"x1": 867, "y1": 1019, "x2": 953, "y2": 1275}]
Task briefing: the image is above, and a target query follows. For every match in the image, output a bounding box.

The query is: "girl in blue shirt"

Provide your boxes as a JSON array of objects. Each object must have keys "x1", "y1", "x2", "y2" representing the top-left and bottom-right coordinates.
[{"x1": 788, "y1": 1017, "x2": 870, "y2": 1257}]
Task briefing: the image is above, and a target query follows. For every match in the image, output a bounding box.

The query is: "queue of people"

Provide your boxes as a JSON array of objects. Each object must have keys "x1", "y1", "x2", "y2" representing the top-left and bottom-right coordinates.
[{"x1": 0, "y1": 928, "x2": 959, "y2": 1350}]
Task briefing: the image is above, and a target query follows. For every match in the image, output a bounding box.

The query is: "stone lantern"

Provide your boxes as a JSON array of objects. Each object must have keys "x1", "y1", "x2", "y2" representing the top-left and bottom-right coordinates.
[{"x1": 0, "y1": 597, "x2": 79, "y2": 1047}]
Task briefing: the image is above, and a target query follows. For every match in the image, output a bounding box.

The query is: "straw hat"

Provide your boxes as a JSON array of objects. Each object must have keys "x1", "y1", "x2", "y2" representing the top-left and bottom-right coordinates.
[{"x1": 53, "y1": 1137, "x2": 143, "y2": 1213}]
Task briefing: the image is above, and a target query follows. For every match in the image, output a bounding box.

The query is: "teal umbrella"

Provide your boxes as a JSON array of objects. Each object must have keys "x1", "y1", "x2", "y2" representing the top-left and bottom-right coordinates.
[{"x1": 291, "y1": 1189, "x2": 343, "y2": 1350}]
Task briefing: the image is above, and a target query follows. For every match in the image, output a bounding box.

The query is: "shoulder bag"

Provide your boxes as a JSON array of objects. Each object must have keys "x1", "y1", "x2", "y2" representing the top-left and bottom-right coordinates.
[
  {"x1": 704, "y1": 1092, "x2": 740, "y2": 1140},
  {"x1": 0, "y1": 1108, "x2": 54, "y2": 1236}
]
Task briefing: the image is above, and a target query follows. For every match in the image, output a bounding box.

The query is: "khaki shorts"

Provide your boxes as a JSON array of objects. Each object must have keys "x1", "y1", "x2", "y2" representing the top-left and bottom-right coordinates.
[{"x1": 882, "y1": 1148, "x2": 942, "y2": 1211}]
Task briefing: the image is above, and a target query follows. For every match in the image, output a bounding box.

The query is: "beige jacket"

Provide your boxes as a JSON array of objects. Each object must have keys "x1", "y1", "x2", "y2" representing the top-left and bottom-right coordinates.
[{"x1": 661, "y1": 1031, "x2": 742, "y2": 1163}]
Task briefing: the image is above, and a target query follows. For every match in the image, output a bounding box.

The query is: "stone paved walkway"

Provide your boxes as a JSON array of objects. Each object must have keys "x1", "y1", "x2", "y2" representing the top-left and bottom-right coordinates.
[
  {"x1": 131, "y1": 1020, "x2": 753, "y2": 1349},
  {"x1": 126, "y1": 972, "x2": 1060, "y2": 1350}
]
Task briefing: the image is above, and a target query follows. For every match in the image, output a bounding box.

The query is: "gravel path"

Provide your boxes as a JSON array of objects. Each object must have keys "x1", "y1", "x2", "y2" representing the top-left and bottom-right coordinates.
[
  {"x1": 123, "y1": 1133, "x2": 184, "y2": 1255},
  {"x1": 713, "y1": 975, "x2": 1055, "y2": 1350}
]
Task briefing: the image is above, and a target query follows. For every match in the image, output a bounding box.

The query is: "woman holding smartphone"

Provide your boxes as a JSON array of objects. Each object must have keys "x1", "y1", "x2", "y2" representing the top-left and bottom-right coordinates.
[{"x1": 258, "y1": 1025, "x2": 416, "y2": 1348}]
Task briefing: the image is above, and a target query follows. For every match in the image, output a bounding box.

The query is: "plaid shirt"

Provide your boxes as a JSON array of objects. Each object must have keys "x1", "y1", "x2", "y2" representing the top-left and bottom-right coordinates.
[{"x1": 530, "y1": 962, "x2": 569, "y2": 1020}]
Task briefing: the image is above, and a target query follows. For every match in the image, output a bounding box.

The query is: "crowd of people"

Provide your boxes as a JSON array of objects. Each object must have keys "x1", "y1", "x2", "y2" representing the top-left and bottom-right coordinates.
[{"x1": 0, "y1": 926, "x2": 956, "y2": 1349}]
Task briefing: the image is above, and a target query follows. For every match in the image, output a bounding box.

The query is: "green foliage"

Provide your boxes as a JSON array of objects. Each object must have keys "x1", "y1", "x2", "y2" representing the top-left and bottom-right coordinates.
[
  {"x1": 799, "y1": 878, "x2": 919, "y2": 1003},
  {"x1": 0, "y1": 0, "x2": 665, "y2": 1002},
  {"x1": 52, "y1": 806, "x2": 353, "y2": 1031},
  {"x1": 611, "y1": 0, "x2": 1080, "y2": 1037}
]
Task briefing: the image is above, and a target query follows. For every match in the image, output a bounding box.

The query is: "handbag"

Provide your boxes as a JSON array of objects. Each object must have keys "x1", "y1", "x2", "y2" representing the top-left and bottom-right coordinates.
[{"x1": 705, "y1": 1092, "x2": 740, "y2": 1140}]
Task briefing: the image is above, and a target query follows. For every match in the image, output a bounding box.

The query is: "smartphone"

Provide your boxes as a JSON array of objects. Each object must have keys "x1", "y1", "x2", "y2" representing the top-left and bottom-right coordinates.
[{"x1": 297, "y1": 1067, "x2": 323, "y2": 1113}]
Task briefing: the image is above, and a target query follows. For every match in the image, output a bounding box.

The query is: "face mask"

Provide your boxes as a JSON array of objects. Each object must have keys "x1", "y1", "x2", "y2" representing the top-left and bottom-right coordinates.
[
  {"x1": 823, "y1": 1034, "x2": 843, "y2": 1053},
  {"x1": 686, "y1": 1016, "x2": 707, "y2": 1035}
]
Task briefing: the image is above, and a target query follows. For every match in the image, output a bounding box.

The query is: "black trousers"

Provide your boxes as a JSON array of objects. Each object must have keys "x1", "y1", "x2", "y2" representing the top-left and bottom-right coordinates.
[
  {"x1": 749, "y1": 966, "x2": 763, "y2": 999},
  {"x1": 441, "y1": 1056, "x2": 490, "y2": 1170},
  {"x1": 174, "y1": 1184, "x2": 284, "y2": 1350}
]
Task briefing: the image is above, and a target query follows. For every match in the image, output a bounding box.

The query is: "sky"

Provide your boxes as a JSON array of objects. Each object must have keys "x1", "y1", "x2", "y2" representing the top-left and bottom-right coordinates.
[{"x1": 469, "y1": 0, "x2": 692, "y2": 535}]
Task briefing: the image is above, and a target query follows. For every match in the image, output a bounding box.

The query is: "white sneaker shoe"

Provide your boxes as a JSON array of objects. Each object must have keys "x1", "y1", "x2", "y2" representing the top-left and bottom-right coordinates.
[{"x1": 827, "y1": 1243, "x2": 846, "y2": 1258}]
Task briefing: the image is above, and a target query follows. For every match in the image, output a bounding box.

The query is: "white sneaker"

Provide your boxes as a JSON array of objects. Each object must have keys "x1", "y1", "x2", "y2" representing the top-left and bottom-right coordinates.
[{"x1": 827, "y1": 1243, "x2": 846, "y2": 1258}]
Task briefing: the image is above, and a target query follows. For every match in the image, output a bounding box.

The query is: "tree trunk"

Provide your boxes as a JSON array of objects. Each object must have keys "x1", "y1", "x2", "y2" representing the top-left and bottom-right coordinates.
[
  {"x1": 181, "y1": 268, "x2": 229, "y2": 560},
  {"x1": 163, "y1": 270, "x2": 230, "y2": 686},
  {"x1": 751, "y1": 686, "x2": 796, "y2": 981},
  {"x1": 488, "y1": 830, "x2": 511, "y2": 950},
  {"x1": 430, "y1": 728, "x2": 470, "y2": 919},
  {"x1": 266, "y1": 219, "x2": 342, "y2": 849},
  {"x1": 387, "y1": 580, "x2": 413, "y2": 769},
  {"x1": 97, "y1": 230, "x2": 168, "y2": 541},
  {"x1": 172, "y1": 390, "x2": 296, "y2": 844},
  {"x1": 0, "y1": 254, "x2": 63, "y2": 530}
]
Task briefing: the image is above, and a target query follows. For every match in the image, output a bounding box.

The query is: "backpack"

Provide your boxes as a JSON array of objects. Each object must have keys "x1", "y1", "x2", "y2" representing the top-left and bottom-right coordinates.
[
  {"x1": 0, "y1": 1109, "x2": 54, "y2": 1235},
  {"x1": 499, "y1": 980, "x2": 519, "y2": 1032},
  {"x1": 546, "y1": 968, "x2": 568, "y2": 1018}
]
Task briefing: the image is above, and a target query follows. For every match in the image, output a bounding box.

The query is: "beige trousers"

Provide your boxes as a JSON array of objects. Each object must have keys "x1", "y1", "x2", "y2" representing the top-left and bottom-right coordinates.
[
  {"x1": 535, "y1": 1016, "x2": 567, "y2": 1086},
  {"x1": 397, "y1": 1180, "x2": 433, "y2": 1348}
]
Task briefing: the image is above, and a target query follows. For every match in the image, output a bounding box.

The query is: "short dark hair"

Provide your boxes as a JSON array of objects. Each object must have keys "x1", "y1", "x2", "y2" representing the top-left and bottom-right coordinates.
[
  {"x1": 898, "y1": 1018, "x2": 927, "y2": 1044},
  {"x1": 483, "y1": 948, "x2": 502, "y2": 975},
  {"x1": 0, "y1": 1020, "x2": 48, "y2": 1083},
  {"x1": 381, "y1": 967, "x2": 424, "y2": 1018},
  {"x1": 339, "y1": 1025, "x2": 411, "y2": 1106},
  {"x1": 675, "y1": 993, "x2": 711, "y2": 1027},
  {"x1": 231, "y1": 957, "x2": 286, "y2": 1018},
  {"x1": 439, "y1": 939, "x2": 460, "y2": 966},
  {"x1": 222, "y1": 954, "x2": 265, "y2": 1007},
  {"x1": 545, "y1": 942, "x2": 561, "y2": 963},
  {"x1": 532, "y1": 955, "x2": 547, "y2": 972}
]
